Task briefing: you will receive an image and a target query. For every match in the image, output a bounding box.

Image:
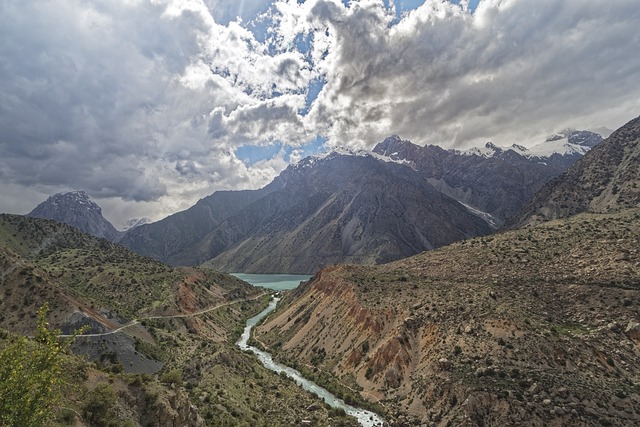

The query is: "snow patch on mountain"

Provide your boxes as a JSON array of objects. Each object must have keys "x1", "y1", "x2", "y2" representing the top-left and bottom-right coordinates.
[
  {"x1": 458, "y1": 202, "x2": 500, "y2": 229},
  {"x1": 293, "y1": 141, "x2": 412, "y2": 169},
  {"x1": 461, "y1": 130, "x2": 603, "y2": 160},
  {"x1": 120, "y1": 217, "x2": 152, "y2": 232}
]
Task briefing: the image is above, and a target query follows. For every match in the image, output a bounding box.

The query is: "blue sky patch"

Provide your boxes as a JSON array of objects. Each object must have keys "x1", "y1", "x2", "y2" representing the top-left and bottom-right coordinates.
[
  {"x1": 301, "y1": 77, "x2": 326, "y2": 116},
  {"x1": 236, "y1": 135, "x2": 327, "y2": 166}
]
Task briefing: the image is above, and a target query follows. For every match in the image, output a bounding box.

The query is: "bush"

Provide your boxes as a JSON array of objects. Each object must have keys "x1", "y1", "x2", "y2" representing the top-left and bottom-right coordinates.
[
  {"x1": 82, "y1": 383, "x2": 118, "y2": 426},
  {"x1": 160, "y1": 368, "x2": 183, "y2": 386},
  {"x1": 0, "y1": 304, "x2": 77, "y2": 426}
]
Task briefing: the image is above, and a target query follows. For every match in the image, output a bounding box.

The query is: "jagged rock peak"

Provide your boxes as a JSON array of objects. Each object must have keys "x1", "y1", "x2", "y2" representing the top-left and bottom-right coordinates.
[
  {"x1": 373, "y1": 135, "x2": 411, "y2": 152},
  {"x1": 568, "y1": 130, "x2": 603, "y2": 147},
  {"x1": 463, "y1": 130, "x2": 602, "y2": 159},
  {"x1": 28, "y1": 190, "x2": 121, "y2": 242},
  {"x1": 289, "y1": 142, "x2": 412, "y2": 173},
  {"x1": 32, "y1": 190, "x2": 102, "y2": 214},
  {"x1": 545, "y1": 129, "x2": 602, "y2": 146}
]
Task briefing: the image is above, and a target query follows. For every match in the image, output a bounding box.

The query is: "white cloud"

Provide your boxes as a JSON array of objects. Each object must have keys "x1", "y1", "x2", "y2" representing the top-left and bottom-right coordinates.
[
  {"x1": 292, "y1": 0, "x2": 640, "y2": 148},
  {"x1": 0, "y1": 0, "x2": 639, "y2": 225}
]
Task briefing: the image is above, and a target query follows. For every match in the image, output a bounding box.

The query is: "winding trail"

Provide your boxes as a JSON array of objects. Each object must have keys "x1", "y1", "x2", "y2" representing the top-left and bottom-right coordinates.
[{"x1": 64, "y1": 291, "x2": 269, "y2": 338}]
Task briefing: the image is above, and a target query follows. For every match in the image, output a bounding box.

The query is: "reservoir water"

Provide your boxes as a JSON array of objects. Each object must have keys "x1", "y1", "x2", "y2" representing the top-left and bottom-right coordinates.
[
  {"x1": 231, "y1": 273, "x2": 312, "y2": 291},
  {"x1": 237, "y1": 298, "x2": 385, "y2": 427}
]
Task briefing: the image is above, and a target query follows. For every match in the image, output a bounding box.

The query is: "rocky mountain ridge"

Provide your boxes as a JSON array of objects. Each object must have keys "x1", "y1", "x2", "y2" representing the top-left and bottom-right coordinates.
[
  {"x1": 204, "y1": 152, "x2": 493, "y2": 273},
  {"x1": 119, "y1": 187, "x2": 275, "y2": 265},
  {"x1": 28, "y1": 190, "x2": 123, "y2": 242},
  {"x1": 125, "y1": 152, "x2": 492, "y2": 273},
  {"x1": 463, "y1": 130, "x2": 602, "y2": 159},
  {"x1": 373, "y1": 131, "x2": 601, "y2": 226},
  {"x1": 509, "y1": 115, "x2": 640, "y2": 227}
]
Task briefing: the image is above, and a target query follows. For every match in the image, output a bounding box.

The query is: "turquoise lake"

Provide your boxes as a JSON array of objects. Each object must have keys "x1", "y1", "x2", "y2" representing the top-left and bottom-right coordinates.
[{"x1": 231, "y1": 273, "x2": 312, "y2": 291}]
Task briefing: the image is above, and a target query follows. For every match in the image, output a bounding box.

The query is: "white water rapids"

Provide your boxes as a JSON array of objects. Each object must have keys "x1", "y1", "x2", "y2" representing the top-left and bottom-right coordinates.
[{"x1": 237, "y1": 297, "x2": 386, "y2": 427}]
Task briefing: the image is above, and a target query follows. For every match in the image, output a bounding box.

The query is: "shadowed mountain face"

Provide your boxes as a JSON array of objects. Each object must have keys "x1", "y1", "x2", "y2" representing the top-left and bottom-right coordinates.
[
  {"x1": 119, "y1": 188, "x2": 274, "y2": 266},
  {"x1": 509, "y1": 115, "x2": 640, "y2": 228},
  {"x1": 373, "y1": 133, "x2": 598, "y2": 227},
  {"x1": 122, "y1": 153, "x2": 492, "y2": 273},
  {"x1": 28, "y1": 190, "x2": 122, "y2": 242},
  {"x1": 203, "y1": 153, "x2": 492, "y2": 273}
]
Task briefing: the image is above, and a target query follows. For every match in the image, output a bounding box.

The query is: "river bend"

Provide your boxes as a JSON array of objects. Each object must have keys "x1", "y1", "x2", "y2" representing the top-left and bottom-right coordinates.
[{"x1": 237, "y1": 297, "x2": 385, "y2": 427}]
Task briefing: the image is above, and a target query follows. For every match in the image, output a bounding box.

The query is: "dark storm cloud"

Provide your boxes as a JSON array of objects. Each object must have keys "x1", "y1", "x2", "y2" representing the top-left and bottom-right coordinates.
[{"x1": 0, "y1": 1, "x2": 192, "y2": 199}]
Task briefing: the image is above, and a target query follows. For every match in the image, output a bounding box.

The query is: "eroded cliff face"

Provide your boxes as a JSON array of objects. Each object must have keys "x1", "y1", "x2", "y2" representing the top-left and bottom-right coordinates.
[{"x1": 256, "y1": 210, "x2": 640, "y2": 426}]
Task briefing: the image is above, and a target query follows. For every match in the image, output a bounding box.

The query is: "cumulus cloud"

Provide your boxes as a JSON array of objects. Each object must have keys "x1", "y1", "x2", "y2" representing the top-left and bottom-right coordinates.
[
  {"x1": 0, "y1": 0, "x2": 639, "y2": 224},
  {"x1": 289, "y1": 0, "x2": 640, "y2": 148}
]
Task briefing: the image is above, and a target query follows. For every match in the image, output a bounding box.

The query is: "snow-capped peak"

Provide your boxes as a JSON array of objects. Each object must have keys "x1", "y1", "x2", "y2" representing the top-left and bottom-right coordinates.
[
  {"x1": 461, "y1": 130, "x2": 602, "y2": 159},
  {"x1": 120, "y1": 217, "x2": 152, "y2": 232},
  {"x1": 461, "y1": 142, "x2": 503, "y2": 158},
  {"x1": 292, "y1": 145, "x2": 411, "y2": 170}
]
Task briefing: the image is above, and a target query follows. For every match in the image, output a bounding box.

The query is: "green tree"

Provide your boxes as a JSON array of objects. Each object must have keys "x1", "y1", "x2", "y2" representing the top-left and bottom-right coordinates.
[{"x1": 0, "y1": 304, "x2": 74, "y2": 426}]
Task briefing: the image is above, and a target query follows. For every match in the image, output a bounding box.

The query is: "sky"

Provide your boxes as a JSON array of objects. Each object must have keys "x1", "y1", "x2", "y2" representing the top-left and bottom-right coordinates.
[{"x1": 1, "y1": 0, "x2": 639, "y2": 227}]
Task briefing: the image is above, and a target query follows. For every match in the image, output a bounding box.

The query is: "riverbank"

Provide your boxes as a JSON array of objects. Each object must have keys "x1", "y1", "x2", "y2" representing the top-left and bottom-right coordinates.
[{"x1": 237, "y1": 297, "x2": 386, "y2": 427}]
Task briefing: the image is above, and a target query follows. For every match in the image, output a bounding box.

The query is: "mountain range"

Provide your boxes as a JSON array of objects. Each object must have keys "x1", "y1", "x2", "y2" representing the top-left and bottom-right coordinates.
[
  {"x1": 122, "y1": 152, "x2": 493, "y2": 273},
  {"x1": 373, "y1": 130, "x2": 602, "y2": 226},
  {"x1": 255, "y1": 115, "x2": 640, "y2": 426},
  {"x1": 27, "y1": 129, "x2": 602, "y2": 274},
  {"x1": 121, "y1": 131, "x2": 599, "y2": 273}
]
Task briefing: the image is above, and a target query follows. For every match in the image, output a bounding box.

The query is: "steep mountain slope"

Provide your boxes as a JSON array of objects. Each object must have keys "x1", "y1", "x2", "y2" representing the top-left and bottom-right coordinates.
[
  {"x1": 508, "y1": 115, "x2": 640, "y2": 227},
  {"x1": 256, "y1": 208, "x2": 640, "y2": 426},
  {"x1": 28, "y1": 190, "x2": 122, "y2": 241},
  {"x1": 119, "y1": 187, "x2": 276, "y2": 265},
  {"x1": 0, "y1": 213, "x2": 258, "y2": 335},
  {"x1": 122, "y1": 152, "x2": 491, "y2": 273},
  {"x1": 202, "y1": 153, "x2": 492, "y2": 274},
  {"x1": 373, "y1": 132, "x2": 600, "y2": 226},
  {"x1": 0, "y1": 214, "x2": 360, "y2": 426}
]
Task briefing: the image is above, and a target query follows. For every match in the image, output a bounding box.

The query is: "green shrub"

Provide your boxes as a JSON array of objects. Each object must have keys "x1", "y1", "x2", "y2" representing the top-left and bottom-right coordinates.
[
  {"x1": 82, "y1": 383, "x2": 118, "y2": 426},
  {"x1": 160, "y1": 368, "x2": 183, "y2": 386},
  {"x1": 0, "y1": 304, "x2": 78, "y2": 426}
]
